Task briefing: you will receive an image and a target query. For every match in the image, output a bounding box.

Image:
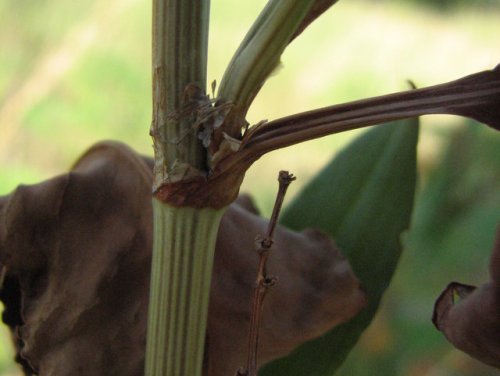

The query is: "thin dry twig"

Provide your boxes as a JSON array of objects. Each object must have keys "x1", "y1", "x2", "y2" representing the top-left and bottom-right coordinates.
[{"x1": 236, "y1": 171, "x2": 296, "y2": 376}]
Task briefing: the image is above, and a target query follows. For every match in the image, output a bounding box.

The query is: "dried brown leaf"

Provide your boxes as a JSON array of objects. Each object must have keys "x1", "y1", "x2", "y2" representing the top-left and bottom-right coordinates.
[
  {"x1": 0, "y1": 141, "x2": 153, "y2": 375},
  {"x1": 208, "y1": 198, "x2": 367, "y2": 375},
  {"x1": 433, "y1": 228, "x2": 500, "y2": 368},
  {"x1": 0, "y1": 141, "x2": 366, "y2": 376}
]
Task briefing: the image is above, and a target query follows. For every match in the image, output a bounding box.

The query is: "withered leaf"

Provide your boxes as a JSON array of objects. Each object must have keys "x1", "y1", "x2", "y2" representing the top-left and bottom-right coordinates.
[
  {"x1": 0, "y1": 141, "x2": 154, "y2": 375},
  {"x1": 0, "y1": 141, "x2": 366, "y2": 376},
  {"x1": 433, "y1": 228, "x2": 500, "y2": 368},
  {"x1": 208, "y1": 198, "x2": 367, "y2": 375}
]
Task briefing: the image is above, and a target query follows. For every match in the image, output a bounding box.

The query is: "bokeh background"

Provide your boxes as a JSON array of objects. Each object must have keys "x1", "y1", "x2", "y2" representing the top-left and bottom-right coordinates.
[{"x1": 1, "y1": 0, "x2": 499, "y2": 375}]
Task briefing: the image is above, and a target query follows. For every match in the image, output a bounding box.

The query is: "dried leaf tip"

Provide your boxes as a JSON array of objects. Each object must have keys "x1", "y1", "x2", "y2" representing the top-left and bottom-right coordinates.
[{"x1": 433, "y1": 228, "x2": 500, "y2": 368}]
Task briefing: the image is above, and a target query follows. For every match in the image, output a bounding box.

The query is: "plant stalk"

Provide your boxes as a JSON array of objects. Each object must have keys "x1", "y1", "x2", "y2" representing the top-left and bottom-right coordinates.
[
  {"x1": 217, "y1": 0, "x2": 314, "y2": 138},
  {"x1": 241, "y1": 171, "x2": 295, "y2": 376},
  {"x1": 146, "y1": 200, "x2": 224, "y2": 376},
  {"x1": 151, "y1": 0, "x2": 210, "y2": 188},
  {"x1": 147, "y1": 1, "x2": 214, "y2": 376},
  {"x1": 220, "y1": 66, "x2": 500, "y2": 170}
]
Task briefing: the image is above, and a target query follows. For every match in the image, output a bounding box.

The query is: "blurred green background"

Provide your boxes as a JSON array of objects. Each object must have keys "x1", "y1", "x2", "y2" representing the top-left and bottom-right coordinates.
[{"x1": 0, "y1": 0, "x2": 499, "y2": 375}]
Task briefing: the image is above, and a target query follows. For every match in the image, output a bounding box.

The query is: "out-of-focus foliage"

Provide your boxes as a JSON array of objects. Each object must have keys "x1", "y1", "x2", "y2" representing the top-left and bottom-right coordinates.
[
  {"x1": 262, "y1": 119, "x2": 418, "y2": 375},
  {"x1": 397, "y1": 0, "x2": 500, "y2": 11},
  {"x1": 335, "y1": 121, "x2": 500, "y2": 376}
]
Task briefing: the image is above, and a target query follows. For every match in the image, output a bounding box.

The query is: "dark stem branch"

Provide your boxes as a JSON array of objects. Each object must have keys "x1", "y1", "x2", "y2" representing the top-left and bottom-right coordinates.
[
  {"x1": 158, "y1": 66, "x2": 499, "y2": 210},
  {"x1": 265, "y1": 171, "x2": 296, "y2": 241},
  {"x1": 237, "y1": 171, "x2": 295, "y2": 376},
  {"x1": 243, "y1": 65, "x2": 500, "y2": 157}
]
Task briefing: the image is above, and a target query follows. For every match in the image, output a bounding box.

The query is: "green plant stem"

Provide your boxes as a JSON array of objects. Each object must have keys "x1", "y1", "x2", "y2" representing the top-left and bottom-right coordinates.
[
  {"x1": 217, "y1": 0, "x2": 314, "y2": 137},
  {"x1": 147, "y1": 1, "x2": 213, "y2": 376},
  {"x1": 151, "y1": 0, "x2": 210, "y2": 188},
  {"x1": 146, "y1": 199, "x2": 224, "y2": 376}
]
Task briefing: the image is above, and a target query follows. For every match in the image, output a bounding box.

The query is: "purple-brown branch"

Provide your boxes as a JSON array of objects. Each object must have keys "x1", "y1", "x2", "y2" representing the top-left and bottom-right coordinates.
[
  {"x1": 240, "y1": 64, "x2": 500, "y2": 158},
  {"x1": 156, "y1": 65, "x2": 500, "y2": 209},
  {"x1": 238, "y1": 171, "x2": 295, "y2": 376}
]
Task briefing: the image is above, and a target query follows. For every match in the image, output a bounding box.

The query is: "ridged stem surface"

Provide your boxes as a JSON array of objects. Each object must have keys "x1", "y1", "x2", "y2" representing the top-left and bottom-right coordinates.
[{"x1": 146, "y1": 199, "x2": 224, "y2": 376}]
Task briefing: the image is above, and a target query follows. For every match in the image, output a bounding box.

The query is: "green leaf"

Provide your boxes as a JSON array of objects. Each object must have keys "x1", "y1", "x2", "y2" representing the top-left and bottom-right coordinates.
[{"x1": 259, "y1": 118, "x2": 419, "y2": 376}]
